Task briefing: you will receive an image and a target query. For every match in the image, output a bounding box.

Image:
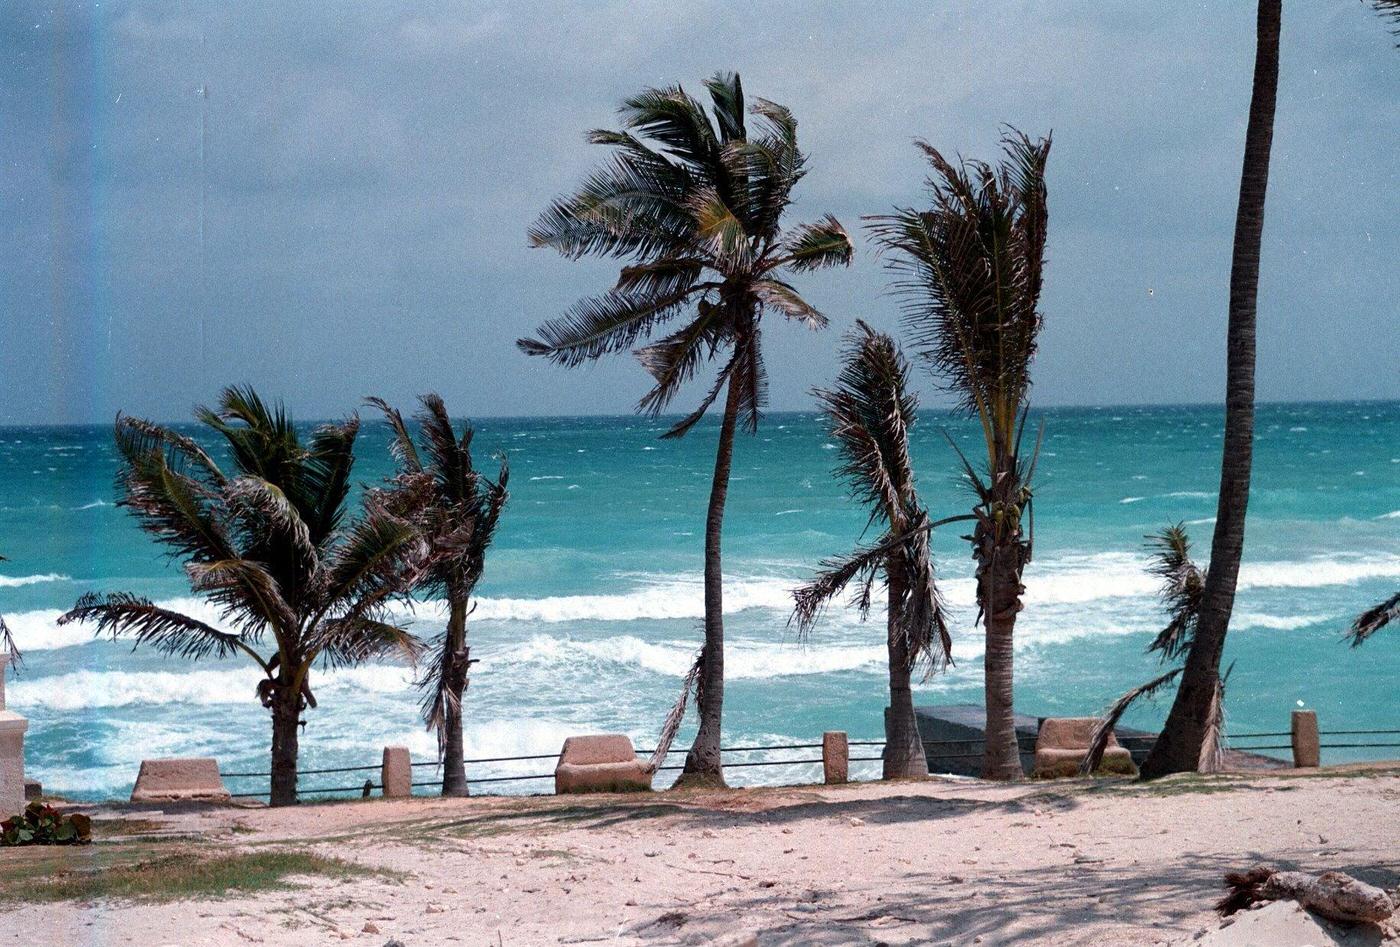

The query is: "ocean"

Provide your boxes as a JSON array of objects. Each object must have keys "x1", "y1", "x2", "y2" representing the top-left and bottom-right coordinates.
[{"x1": 2, "y1": 400, "x2": 1397, "y2": 800}]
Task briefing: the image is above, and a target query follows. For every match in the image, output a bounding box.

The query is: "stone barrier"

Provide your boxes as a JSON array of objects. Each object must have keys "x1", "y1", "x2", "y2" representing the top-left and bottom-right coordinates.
[{"x1": 130, "y1": 758, "x2": 231, "y2": 803}]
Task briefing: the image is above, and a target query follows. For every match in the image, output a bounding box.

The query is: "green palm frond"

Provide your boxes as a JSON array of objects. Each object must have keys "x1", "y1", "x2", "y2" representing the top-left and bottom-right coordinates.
[
  {"x1": 778, "y1": 215, "x2": 854, "y2": 272},
  {"x1": 1347, "y1": 591, "x2": 1400, "y2": 646},
  {"x1": 310, "y1": 615, "x2": 424, "y2": 670},
  {"x1": 635, "y1": 302, "x2": 728, "y2": 419},
  {"x1": 60, "y1": 592, "x2": 250, "y2": 663},
  {"x1": 299, "y1": 418, "x2": 360, "y2": 544},
  {"x1": 1145, "y1": 523, "x2": 1206, "y2": 662}
]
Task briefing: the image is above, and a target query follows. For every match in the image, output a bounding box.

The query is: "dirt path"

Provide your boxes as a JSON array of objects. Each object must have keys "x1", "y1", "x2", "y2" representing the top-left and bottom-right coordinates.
[{"x1": 4, "y1": 768, "x2": 1399, "y2": 946}]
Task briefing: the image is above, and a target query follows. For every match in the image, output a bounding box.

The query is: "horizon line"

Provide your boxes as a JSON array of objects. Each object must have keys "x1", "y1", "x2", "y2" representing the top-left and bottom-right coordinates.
[{"x1": 0, "y1": 395, "x2": 1396, "y2": 431}]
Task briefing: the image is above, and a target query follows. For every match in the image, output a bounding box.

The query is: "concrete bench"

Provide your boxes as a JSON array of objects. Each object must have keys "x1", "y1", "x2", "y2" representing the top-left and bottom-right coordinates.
[
  {"x1": 1033, "y1": 717, "x2": 1137, "y2": 779},
  {"x1": 130, "y1": 757, "x2": 231, "y2": 803},
  {"x1": 554, "y1": 735, "x2": 652, "y2": 794}
]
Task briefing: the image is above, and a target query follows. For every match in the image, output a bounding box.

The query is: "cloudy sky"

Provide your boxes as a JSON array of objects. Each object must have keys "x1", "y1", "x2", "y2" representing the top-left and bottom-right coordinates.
[{"x1": 1, "y1": 1, "x2": 1396, "y2": 425}]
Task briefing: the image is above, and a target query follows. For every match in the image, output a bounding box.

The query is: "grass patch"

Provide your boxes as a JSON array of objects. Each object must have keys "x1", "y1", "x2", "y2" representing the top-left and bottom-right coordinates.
[{"x1": 0, "y1": 848, "x2": 395, "y2": 904}]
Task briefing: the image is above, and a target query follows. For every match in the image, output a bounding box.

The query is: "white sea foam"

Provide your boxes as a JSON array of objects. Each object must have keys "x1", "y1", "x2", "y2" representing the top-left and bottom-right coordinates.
[
  {"x1": 0, "y1": 572, "x2": 68, "y2": 588},
  {"x1": 1119, "y1": 496, "x2": 1145, "y2": 504},
  {"x1": 1378, "y1": 510, "x2": 1400, "y2": 520},
  {"x1": 74, "y1": 500, "x2": 109, "y2": 510}
]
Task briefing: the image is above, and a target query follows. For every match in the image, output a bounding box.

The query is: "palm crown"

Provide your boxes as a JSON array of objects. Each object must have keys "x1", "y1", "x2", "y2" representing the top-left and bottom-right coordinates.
[
  {"x1": 61, "y1": 387, "x2": 426, "y2": 712},
  {"x1": 792, "y1": 322, "x2": 952, "y2": 676},
  {"x1": 519, "y1": 71, "x2": 854, "y2": 435}
]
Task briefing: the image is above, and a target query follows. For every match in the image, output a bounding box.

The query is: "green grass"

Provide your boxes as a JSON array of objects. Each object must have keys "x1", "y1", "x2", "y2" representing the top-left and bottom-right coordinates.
[{"x1": 0, "y1": 848, "x2": 396, "y2": 904}]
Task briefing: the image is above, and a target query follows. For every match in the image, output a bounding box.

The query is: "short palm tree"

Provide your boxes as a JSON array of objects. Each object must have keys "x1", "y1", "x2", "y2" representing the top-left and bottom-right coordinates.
[
  {"x1": 866, "y1": 129, "x2": 1052, "y2": 780},
  {"x1": 518, "y1": 71, "x2": 854, "y2": 785},
  {"x1": 60, "y1": 387, "x2": 426, "y2": 806},
  {"x1": 792, "y1": 322, "x2": 954, "y2": 778},
  {"x1": 367, "y1": 394, "x2": 508, "y2": 797}
]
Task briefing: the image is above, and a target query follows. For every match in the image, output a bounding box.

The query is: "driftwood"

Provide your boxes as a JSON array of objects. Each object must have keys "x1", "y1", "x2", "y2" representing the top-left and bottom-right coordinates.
[{"x1": 1219, "y1": 867, "x2": 1395, "y2": 925}]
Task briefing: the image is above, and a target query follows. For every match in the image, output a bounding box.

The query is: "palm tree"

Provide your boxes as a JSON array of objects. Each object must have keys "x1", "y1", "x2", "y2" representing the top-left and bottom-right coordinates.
[
  {"x1": 518, "y1": 71, "x2": 854, "y2": 785},
  {"x1": 1142, "y1": 0, "x2": 1280, "y2": 779},
  {"x1": 367, "y1": 394, "x2": 508, "y2": 797},
  {"x1": 866, "y1": 129, "x2": 1052, "y2": 780},
  {"x1": 59, "y1": 387, "x2": 426, "y2": 806},
  {"x1": 791, "y1": 322, "x2": 955, "y2": 778}
]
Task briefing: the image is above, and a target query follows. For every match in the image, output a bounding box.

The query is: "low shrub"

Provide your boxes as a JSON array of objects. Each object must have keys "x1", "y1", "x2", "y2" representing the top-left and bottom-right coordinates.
[{"x1": 1, "y1": 802, "x2": 92, "y2": 846}]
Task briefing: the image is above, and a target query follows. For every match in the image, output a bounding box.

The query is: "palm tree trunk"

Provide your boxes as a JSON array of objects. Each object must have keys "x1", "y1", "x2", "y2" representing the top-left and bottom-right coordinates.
[
  {"x1": 884, "y1": 567, "x2": 928, "y2": 779},
  {"x1": 1142, "y1": 0, "x2": 1279, "y2": 779},
  {"x1": 677, "y1": 370, "x2": 742, "y2": 787},
  {"x1": 981, "y1": 546, "x2": 1026, "y2": 780},
  {"x1": 269, "y1": 686, "x2": 300, "y2": 807},
  {"x1": 441, "y1": 597, "x2": 470, "y2": 797}
]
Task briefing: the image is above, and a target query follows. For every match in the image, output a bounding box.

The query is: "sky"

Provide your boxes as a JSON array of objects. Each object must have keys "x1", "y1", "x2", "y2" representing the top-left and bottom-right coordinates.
[{"x1": 0, "y1": 1, "x2": 1396, "y2": 425}]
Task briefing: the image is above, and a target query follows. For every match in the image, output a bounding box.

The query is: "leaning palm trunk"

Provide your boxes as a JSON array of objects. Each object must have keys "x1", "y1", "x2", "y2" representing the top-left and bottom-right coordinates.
[
  {"x1": 1144, "y1": 0, "x2": 1279, "y2": 779},
  {"x1": 680, "y1": 373, "x2": 742, "y2": 785}
]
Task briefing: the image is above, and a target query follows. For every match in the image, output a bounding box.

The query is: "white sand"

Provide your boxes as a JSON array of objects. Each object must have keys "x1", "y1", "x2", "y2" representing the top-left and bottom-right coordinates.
[{"x1": 4, "y1": 768, "x2": 1399, "y2": 946}]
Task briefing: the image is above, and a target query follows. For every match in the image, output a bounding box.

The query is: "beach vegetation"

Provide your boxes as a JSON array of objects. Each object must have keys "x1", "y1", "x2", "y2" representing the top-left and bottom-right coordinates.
[
  {"x1": 792, "y1": 322, "x2": 956, "y2": 779},
  {"x1": 867, "y1": 129, "x2": 1052, "y2": 780},
  {"x1": 58, "y1": 387, "x2": 427, "y2": 806},
  {"x1": 367, "y1": 394, "x2": 509, "y2": 797},
  {"x1": 518, "y1": 71, "x2": 854, "y2": 785},
  {"x1": 1143, "y1": 0, "x2": 1279, "y2": 778}
]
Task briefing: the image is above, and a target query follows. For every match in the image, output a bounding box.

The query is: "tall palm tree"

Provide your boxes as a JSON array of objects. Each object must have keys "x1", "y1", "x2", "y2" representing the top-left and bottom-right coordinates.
[
  {"x1": 1142, "y1": 0, "x2": 1280, "y2": 779},
  {"x1": 367, "y1": 394, "x2": 508, "y2": 797},
  {"x1": 866, "y1": 130, "x2": 1052, "y2": 780},
  {"x1": 518, "y1": 71, "x2": 854, "y2": 785},
  {"x1": 59, "y1": 387, "x2": 426, "y2": 806},
  {"x1": 791, "y1": 322, "x2": 955, "y2": 778}
]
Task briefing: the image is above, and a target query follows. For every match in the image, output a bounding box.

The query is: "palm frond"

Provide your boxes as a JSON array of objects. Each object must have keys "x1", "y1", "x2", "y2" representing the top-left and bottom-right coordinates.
[
  {"x1": 646, "y1": 648, "x2": 704, "y2": 773},
  {"x1": 1079, "y1": 666, "x2": 1183, "y2": 775},
  {"x1": 731, "y1": 332, "x2": 768, "y2": 434},
  {"x1": 618, "y1": 84, "x2": 720, "y2": 171},
  {"x1": 866, "y1": 130, "x2": 1050, "y2": 430},
  {"x1": 225, "y1": 476, "x2": 315, "y2": 565},
  {"x1": 60, "y1": 592, "x2": 249, "y2": 662},
  {"x1": 1197, "y1": 670, "x2": 1229, "y2": 774},
  {"x1": 1371, "y1": 0, "x2": 1400, "y2": 44},
  {"x1": 364, "y1": 397, "x2": 423, "y2": 474},
  {"x1": 703, "y1": 71, "x2": 745, "y2": 144},
  {"x1": 634, "y1": 302, "x2": 727, "y2": 419},
  {"x1": 416, "y1": 630, "x2": 475, "y2": 758},
  {"x1": 311, "y1": 616, "x2": 424, "y2": 670},
  {"x1": 183, "y1": 558, "x2": 294, "y2": 636},
  {"x1": 319, "y1": 512, "x2": 426, "y2": 614},
  {"x1": 517, "y1": 285, "x2": 703, "y2": 368},
  {"x1": 1346, "y1": 591, "x2": 1400, "y2": 647},
  {"x1": 753, "y1": 278, "x2": 828, "y2": 330},
  {"x1": 660, "y1": 346, "x2": 738, "y2": 440},
  {"x1": 816, "y1": 322, "x2": 919, "y2": 524},
  {"x1": 115, "y1": 414, "x2": 227, "y2": 485},
  {"x1": 776, "y1": 214, "x2": 854, "y2": 272},
  {"x1": 1145, "y1": 523, "x2": 1206, "y2": 662},
  {"x1": 791, "y1": 537, "x2": 899, "y2": 635},
  {"x1": 299, "y1": 417, "x2": 360, "y2": 544}
]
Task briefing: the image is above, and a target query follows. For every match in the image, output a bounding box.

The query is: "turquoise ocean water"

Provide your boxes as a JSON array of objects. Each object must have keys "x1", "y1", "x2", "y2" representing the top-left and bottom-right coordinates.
[{"x1": 1, "y1": 401, "x2": 1397, "y2": 799}]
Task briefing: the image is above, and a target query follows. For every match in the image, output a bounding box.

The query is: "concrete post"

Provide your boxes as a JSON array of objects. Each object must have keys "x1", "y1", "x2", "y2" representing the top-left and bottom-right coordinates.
[
  {"x1": 822, "y1": 731, "x2": 848, "y2": 785},
  {"x1": 0, "y1": 653, "x2": 28, "y2": 815},
  {"x1": 381, "y1": 746, "x2": 411, "y2": 798},
  {"x1": 1291, "y1": 710, "x2": 1320, "y2": 768}
]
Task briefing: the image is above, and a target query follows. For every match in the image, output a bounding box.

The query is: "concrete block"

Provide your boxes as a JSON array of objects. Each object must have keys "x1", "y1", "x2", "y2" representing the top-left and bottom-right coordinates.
[
  {"x1": 381, "y1": 746, "x2": 412, "y2": 798},
  {"x1": 1033, "y1": 717, "x2": 1137, "y2": 779},
  {"x1": 1291, "y1": 710, "x2": 1320, "y2": 768},
  {"x1": 822, "y1": 731, "x2": 849, "y2": 784},
  {"x1": 130, "y1": 757, "x2": 230, "y2": 803},
  {"x1": 554, "y1": 735, "x2": 652, "y2": 794}
]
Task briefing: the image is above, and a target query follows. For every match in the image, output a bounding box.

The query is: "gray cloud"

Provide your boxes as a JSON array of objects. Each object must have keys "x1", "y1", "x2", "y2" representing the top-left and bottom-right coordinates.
[{"x1": 1, "y1": 0, "x2": 1396, "y2": 425}]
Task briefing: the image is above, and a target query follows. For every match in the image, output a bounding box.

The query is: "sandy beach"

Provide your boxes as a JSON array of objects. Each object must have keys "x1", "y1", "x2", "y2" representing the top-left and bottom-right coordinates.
[{"x1": 4, "y1": 766, "x2": 1399, "y2": 946}]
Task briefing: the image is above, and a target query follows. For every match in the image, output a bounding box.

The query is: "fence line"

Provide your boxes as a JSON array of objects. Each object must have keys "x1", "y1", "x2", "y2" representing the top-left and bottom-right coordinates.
[{"x1": 219, "y1": 724, "x2": 1400, "y2": 800}]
